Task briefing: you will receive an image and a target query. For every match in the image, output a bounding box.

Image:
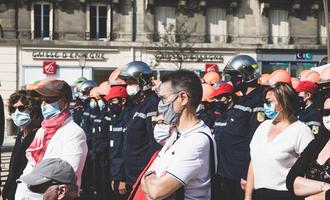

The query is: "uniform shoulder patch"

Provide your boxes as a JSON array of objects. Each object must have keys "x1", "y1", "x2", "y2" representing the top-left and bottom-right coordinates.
[
  {"x1": 312, "y1": 126, "x2": 319, "y2": 135},
  {"x1": 257, "y1": 112, "x2": 265, "y2": 122}
]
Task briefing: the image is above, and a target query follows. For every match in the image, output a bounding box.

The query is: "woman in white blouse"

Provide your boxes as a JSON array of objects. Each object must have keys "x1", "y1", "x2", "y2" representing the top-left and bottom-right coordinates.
[{"x1": 245, "y1": 82, "x2": 314, "y2": 200}]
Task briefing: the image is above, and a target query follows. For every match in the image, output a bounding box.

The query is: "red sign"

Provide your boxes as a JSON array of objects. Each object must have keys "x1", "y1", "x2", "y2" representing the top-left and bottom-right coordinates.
[
  {"x1": 43, "y1": 61, "x2": 57, "y2": 74},
  {"x1": 205, "y1": 63, "x2": 219, "y2": 73}
]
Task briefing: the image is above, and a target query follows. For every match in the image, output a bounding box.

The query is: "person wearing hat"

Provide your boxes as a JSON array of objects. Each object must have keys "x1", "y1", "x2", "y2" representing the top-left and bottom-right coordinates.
[
  {"x1": 104, "y1": 86, "x2": 129, "y2": 200},
  {"x1": 17, "y1": 158, "x2": 78, "y2": 200},
  {"x1": 15, "y1": 80, "x2": 88, "y2": 200},
  {"x1": 296, "y1": 81, "x2": 322, "y2": 136}
]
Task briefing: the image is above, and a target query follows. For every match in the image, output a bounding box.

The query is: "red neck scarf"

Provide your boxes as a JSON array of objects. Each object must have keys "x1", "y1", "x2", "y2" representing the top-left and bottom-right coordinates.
[{"x1": 26, "y1": 109, "x2": 71, "y2": 166}]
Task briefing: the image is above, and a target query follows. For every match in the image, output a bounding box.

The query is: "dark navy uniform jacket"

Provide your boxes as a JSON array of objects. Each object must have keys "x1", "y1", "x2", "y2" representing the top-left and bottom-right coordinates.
[
  {"x1": 123, "y1": 91, "x2": 161, "y2": 186},
  {"x1": 108, "y1": 110, "x2": 126, "y2": 182},
  {"x1": 297, "y1": 104, "x2": 322, "y2": 136},
  {"x1": 81, "y1": 106, "x2": 99, "y2": 149},
  {"x1": 92, "y1": 109, "x2": 110, "y2": 154},
  {"x1": 73, "y1": 99, "x2": 87, "y2": 126},
  {"x1": 214, "y1": 85, "x2": 265, "y2": 180}
]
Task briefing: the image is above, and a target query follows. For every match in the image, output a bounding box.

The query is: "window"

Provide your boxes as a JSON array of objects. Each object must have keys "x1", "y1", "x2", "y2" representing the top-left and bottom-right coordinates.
[
  {"x1": 319, "y1": 12, "x2": 328, "y2": 45},
  {"x1": 269, "y1": 10, "x2": 289, "y2": 44},
  {"x1": 155, "y1": 6, "x2": 176, "y2": 40},
  {"x1": 88, "y1": 5, "x2": 109, "y2": 40},
  {"x1": 207, "y1": 8, "x2": 227, "y2": 43},
  {"x1": 32, "y1": 3, "x2": 53, "y2": 39}
]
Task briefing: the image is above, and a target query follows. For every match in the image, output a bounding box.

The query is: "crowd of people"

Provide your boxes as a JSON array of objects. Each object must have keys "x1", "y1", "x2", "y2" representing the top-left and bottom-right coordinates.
[{"x1": 0, "y1": 54, "x2": 330, "y2": 200}]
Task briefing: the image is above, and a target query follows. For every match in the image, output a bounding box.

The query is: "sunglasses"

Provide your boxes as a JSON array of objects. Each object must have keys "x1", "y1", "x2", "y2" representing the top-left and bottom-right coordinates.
[
  {"x1": 10, "y1": 105, "x2": 26, "y2": 113},
  {"x1": 323, "y1": 109, "x2": 330, "y2": 116}
]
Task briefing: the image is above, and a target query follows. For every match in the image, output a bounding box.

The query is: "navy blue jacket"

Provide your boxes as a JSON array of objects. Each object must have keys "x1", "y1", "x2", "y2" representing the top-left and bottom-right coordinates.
[
  {"x1": 297, "y1": 104, "x2": 322, "y2": 136},
  {"x1": 123, "y1": 92, "x2": 161, "y2": 186},
  {"x1": 214, "y1": 85, "x2": 265, "y2": 180}
]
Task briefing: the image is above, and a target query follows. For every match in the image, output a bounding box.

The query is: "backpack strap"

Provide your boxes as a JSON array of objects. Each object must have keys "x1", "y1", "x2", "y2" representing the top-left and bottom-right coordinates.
[{"x1": 175, "y1": 132, "x2": 216, "y2": 200}]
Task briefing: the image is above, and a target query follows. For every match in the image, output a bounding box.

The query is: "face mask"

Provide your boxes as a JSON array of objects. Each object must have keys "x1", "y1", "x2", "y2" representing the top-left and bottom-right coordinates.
[
  {"x1": 323, "y1": 115, "x2": 330, "y2": 131},
  {"x1": 298, "y1": 96, "x2": 306, "y2": 109},
  {"x1": 98, "y1": 99, "x2": 105, "y2": 111},
  {"x1": 23, "y1": 191, "x2": 43, "y2": 200},
  {"x1": 41, "y1": 101, "x2": 61, "y2": 119},
  {"x1": 90, "y1": 100, "x2": 97, "y2": 109},
  {"x1": 264, "y1": 103, "x2": 278, "y2": 119},
  {"x1": 158, "y1": 95, "x2": 180, "y2": 125},
  {"x1": 212, "y1": 101, "x2": 228, "y2": 113},
  {"x1": 108, "y1": 102, "x2": 122, "y2": 113},
  {"x1": 11, "y1": 109, "x2": 31, "y2": 128},
  {"x1": 154, "y1": 123, "x2": 171, "y2": 144},
  {"x1": 127, "y1": 85, "x2": 140, "y2": 96}
]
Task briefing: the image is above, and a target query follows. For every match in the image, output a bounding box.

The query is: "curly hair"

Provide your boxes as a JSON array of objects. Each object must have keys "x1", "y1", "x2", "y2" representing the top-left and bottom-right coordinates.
[{"x1": 8, "y1": 90, "x2": 42, "y2": 122}]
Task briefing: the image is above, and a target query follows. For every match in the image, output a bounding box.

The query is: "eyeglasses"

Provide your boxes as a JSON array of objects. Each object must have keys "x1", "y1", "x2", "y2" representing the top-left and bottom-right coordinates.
[
  {"x1": 323, "y1": 109, "x2": 330, "y2": 116},
  {"x1": 9, "y1": 105, "x2": 26, "y2": 113}
]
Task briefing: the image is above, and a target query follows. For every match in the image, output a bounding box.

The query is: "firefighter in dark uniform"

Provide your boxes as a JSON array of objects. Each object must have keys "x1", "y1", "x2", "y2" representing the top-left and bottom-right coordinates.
[
  {"x1": 221, "y1": 55, "x2": 265, "y2": 200},
  {"x1": 103, "y1": 85, "x2": 129, "y2": 200},
  {"x1": 295, "y1": 80, "x2": 322, "y2": 136},
  {"x1": 72, "y1": 77, "x2": 88, "y2": 126},
  {"x1": 78, "y1": 80, "x2": 97, "y2": 200},
  {"x1": 118, "y1": 61, "x2": 161, "y2": 195},
  {"x1": 90, "y1": 89, "x2": 112, "y2": 200}
]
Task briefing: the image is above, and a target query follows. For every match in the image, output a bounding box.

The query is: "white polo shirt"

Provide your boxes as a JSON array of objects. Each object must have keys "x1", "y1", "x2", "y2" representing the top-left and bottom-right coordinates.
[{"x1": 152, "y1": 121, "x2": 217, "y2": 200}]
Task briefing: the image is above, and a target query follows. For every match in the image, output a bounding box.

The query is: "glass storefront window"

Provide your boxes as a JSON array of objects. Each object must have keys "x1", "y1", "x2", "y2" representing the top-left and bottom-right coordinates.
[
  {"x1": 290, "y1": 62, "x2": 317, "y2": 78},
  {"x1": 262, "y1": 61, "x2": 289, "y2": 74}
]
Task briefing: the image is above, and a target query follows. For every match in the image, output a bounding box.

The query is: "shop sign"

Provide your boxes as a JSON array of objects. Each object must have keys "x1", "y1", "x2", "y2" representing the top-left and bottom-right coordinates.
[
  {"x1": 205, "y1": 64, "x2": 219, "y2": 72},
  {"x1": 155, "y1": 52, "x2": 224, "y2": 63},
  {"x1": 32, "y1": 51, "x2": 106, "y2": 61},
  {"x1": 296, "y1": 53, "x2": 313, "y2": 60},
  {"x1": 43, "y1": 61, "x2": 57, "y2": 74}
]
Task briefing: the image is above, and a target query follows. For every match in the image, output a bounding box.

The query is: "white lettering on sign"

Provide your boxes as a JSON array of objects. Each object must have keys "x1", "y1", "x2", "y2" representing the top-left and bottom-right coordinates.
[{"x1": 32, "y1": 51, "x2": 106, "y2": 61}]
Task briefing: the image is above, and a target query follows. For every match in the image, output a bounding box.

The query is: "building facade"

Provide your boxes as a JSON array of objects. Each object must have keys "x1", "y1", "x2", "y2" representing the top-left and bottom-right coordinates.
[{"x1": 0, "y1": 0, "x2": 328, "y2": 134}]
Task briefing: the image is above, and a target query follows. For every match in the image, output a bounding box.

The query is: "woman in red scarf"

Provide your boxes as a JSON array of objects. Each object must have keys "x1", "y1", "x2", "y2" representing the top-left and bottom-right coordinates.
[{"x1": 15, "y1": 80, "x2": 88, "y2": 200}]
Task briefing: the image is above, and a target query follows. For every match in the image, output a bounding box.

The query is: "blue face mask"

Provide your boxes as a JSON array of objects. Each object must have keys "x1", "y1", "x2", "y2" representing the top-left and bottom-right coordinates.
[
  {"x1": 90, "y1": 101, "x2": 97, "y2": 109},
  {"x1": 11, "y1": 109, "x2": 31, "y2": 128},
  {"x1": 264, "y1": 103, "x2": 278, "y2": 119},
  {"x1": 41, "y1": 101, "x2": 61, "y2": 119},
  {"x1": 98, "y1": 99, "x2": 105, "y2": 111}
]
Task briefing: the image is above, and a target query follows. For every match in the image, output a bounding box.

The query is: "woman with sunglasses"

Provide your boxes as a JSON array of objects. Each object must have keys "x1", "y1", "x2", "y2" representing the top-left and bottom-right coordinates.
[
  {"x1": 286, "y1": 94, "x2": 330, "y2": 200},
  {"x1": 1, "y1": 90, "x2": 42, "y2": 200},
  {"x1": 245, "y1": 82, "x2": 314, "y2": 200}
]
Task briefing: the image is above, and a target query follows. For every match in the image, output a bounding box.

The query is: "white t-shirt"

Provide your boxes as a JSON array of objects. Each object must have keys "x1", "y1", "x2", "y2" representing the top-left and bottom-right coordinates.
[
  {"x1": 15, "y1": 117, "x2": 88, "y2": 200},
  {"x1": 250, "y1": 120, "x2": 314, "y2": 191},
  {"x1": 151, "y1": 121, "x2": 217, "y2": 200}
]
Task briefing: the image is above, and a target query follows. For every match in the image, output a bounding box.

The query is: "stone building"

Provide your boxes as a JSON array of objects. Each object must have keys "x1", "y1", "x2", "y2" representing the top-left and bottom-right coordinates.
[{"x1": 0, "y1": 0, "x2": 328, "y2": 134}]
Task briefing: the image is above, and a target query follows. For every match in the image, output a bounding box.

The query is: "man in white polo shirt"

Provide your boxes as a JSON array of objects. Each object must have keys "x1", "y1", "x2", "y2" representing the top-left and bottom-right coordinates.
[{"x1": 141, "y1": 70, "x2": 217, "y2": 200}]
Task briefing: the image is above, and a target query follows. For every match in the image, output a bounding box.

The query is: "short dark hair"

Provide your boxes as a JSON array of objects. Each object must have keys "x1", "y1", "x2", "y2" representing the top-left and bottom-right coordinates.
[
  {"x1": 161, "y1": 70, "x2": 202, "y2": 109},
  {"x1": 264, "y1": 82, "x2": 299, "y2": 118}
]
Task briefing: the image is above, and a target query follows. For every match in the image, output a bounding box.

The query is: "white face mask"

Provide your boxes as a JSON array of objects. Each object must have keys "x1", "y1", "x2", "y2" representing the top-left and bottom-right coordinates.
[
  {"x1": 154, "y1": 123, "x2": 171, "y2": 145},
  {"x1": 323, "y1": 115, "x2": 330, "y2": 131},
  {"x1": 126, "y1": 85, "x2": 140, "y2": 96},
  {"x1": 23, "y1": 191, "x2": 43, "y2": 200}
]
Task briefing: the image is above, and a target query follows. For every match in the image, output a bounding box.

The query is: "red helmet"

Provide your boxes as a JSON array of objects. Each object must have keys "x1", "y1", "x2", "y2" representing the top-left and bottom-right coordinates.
[
  {"x1": 295, "y1": 81, "x2": 317, "y2": 94},
  {"x1": 105, "y1": 86, "x2": 128, "y2": 101},
  {"x1": 212, "y1": 82, "x2": 234, "y2": 97}
]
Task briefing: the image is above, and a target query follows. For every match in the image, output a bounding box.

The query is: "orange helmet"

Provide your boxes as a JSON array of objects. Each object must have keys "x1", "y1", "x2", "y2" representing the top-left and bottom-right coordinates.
[
  {"x1": 97, "y1": 81, "x2": 111, "y2": 96},
  {"x1": 203, "y1": 72, "x2": 221, "y2": 85},
  {"x1": 291, "y1": 77, "x2": 300, "y2": 89},
  {"x1": 299, "y1": 70, "x2": 320, "y2": 83},
  {"x1": 109, "y1": 67, "x2": 126, "y2": 86},
  {"x1": 320, "y1": 67, "x2": 330, "y2": 82},
  {"x1": 268, "y1": 70, "x2": 291, "y2": 85},
  {"x1": 89, "y1": 87, "x2": 100, "y2": 99},
  {"x1": 201, "y1": 83, "x2": 214, "y2": 102},
  {"x1": 258, "y1": 73, "x2": 270, "y2": 85}
]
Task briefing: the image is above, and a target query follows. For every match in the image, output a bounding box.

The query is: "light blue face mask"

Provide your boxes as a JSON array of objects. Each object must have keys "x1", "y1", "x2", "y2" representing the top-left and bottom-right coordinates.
[
  {"x1": 154, "y1": 123, "x2": 171, "y2": 144},
  {"x1": 11, "y1": 109, "x2": 31, "y2": 128},
  {"x1": 98, "y1": 99, "x2": 105, "y2": 111},
  {"x1": 41, "y1": 100, "x2": 61, "y2": 119},
  {"x1": 90, "y1": 100, "x2": 97, "y2": 109},
  {"x1": 264, "y1": 103, "x2": 278, "y2": 119}
]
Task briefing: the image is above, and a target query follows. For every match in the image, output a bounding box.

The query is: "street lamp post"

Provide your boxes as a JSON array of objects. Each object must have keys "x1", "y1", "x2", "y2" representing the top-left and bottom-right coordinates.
[
  {"x1": 324, "y1": 0, "x2": 330, "y2": 63},
  {"x1": 79, "y1": 55, "x2": 86, "y2": 78}
]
